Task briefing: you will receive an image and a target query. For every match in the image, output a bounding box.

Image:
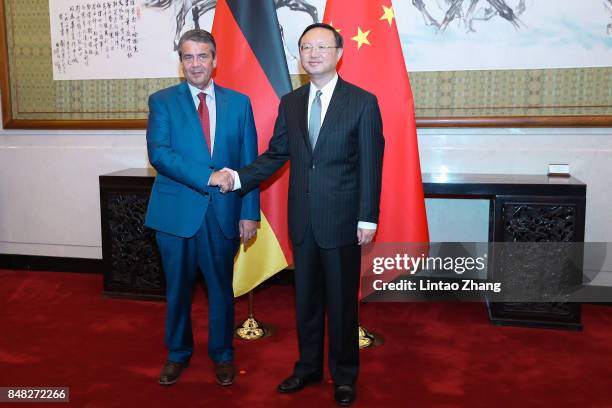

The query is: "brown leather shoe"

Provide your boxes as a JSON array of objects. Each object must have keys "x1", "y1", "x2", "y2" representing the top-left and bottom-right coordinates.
[
  {"x1": 159, "y1": 360, "x2": 189, "y2": 385},
  {"x1": 214, "y1": 361, "x2": 236, "y2": 386}
]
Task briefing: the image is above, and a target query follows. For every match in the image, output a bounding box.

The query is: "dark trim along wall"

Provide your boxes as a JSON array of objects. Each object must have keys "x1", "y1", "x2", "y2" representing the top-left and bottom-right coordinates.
[{"x1": 0, "y1": 254, "x2": 104, "y2": 273}]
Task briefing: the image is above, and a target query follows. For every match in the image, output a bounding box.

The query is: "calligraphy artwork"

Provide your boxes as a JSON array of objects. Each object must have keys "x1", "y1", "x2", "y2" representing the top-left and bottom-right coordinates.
[
  {"x1": 50, "y1": 0, "x2": 180, "y2": 79},
  {"x1": 51, "y1": 0, "x2": 138, "y2": 75},
  {"x1": 49, "y1": 0, "x2": 612, "y2": 80}
]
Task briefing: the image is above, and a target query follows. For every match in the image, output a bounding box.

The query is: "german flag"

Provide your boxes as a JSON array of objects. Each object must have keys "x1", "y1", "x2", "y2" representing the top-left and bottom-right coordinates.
[{"x1": 212, "y1": 0, "x2": 293, "y2": 297}]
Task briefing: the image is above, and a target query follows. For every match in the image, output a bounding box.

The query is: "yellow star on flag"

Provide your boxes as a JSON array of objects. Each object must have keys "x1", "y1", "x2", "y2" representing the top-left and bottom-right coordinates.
[
  {"x1": 351, "y1": 26, "x2": 371, "y2": 50},
  {"x1": 328, "y1": 21, "x2": 341, "y2": 33},
  {"x1": 380, "y1": 5, "x2": 395, "y2": 26}
]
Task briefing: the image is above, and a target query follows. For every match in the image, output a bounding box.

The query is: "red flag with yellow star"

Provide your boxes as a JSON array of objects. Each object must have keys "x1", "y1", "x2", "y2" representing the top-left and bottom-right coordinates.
[{"x1": 323, "y1": 1, "x2": 429, "y2": 272}]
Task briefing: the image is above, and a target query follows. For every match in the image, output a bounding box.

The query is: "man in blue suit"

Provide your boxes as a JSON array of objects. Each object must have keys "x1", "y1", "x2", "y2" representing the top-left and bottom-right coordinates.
[{"x1": 144, "y1": 29, "x2": 260, "y2": 387}]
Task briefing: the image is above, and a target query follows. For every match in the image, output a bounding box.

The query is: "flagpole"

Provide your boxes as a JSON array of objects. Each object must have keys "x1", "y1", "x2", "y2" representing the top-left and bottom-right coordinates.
[{"x1": 234, "y1": 290, "x2": 271, "y2": 340}]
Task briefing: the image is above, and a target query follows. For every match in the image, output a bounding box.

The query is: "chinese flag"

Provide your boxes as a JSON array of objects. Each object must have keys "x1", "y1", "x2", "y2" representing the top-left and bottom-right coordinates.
[
  {"x1": 212, "y1": 0, "x2": 293, "y2": 297},
  {"x1": 324, "y1": 1, "x2": 429, "y2": 293}
]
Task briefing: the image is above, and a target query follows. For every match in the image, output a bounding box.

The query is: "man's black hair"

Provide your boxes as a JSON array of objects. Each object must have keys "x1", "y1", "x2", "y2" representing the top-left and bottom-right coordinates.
[{"x1": 298, "y1": 23, "x2": 343, "y2": 49}]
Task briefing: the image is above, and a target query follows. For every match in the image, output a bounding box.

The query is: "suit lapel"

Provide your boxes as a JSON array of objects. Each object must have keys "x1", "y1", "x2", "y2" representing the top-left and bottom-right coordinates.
[
  {"x1": 176, "y1": 81, "x2": 208, "y2": 152},
  {"x1": 313, "y1": 77, "x2": 348, "y2": 155},
  {"x1": 296, "y1": 84, "x2": 311, "y2": 153},
  {"x1": 213, "y1": 84, "x2": 228, "y2": 162}
]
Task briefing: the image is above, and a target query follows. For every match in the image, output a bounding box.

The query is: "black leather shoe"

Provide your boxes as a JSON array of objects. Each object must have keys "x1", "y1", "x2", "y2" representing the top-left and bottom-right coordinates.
[
  {"x1": 277, "y1": 374, "x2": 322, "y2": 393},
  {"x1": 159, "y1": 360, "x2": 189, "y2": 385},
  {"x1": 334, "y1": 385, "x2": 356, "y2": 406},
  {"x1": 214, "y1": 361, "x2": 236, "y2": 386}
]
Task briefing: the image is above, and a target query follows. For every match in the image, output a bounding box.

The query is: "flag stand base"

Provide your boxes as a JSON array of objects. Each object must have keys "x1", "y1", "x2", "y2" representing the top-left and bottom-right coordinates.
[
  {"x1": 234, "y1": 315, "x2": 271, "y2": 340},
  {"x1": 234, "y1": 290, "x2": 272, "y2": 340},
  {"x1": 359, "y1": 325, "x2": 384, "y2": 349}
]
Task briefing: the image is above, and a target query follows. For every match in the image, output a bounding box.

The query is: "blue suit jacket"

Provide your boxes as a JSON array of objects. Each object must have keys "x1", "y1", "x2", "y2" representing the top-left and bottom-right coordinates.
[{"x1": 144, "y1": 81, "x2": 260, "y2": 239}]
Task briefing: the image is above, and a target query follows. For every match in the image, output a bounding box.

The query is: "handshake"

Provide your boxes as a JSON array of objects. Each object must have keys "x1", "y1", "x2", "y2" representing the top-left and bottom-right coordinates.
[{"x1": 209, "y1": 168, "x2": 236, "y2": 193}]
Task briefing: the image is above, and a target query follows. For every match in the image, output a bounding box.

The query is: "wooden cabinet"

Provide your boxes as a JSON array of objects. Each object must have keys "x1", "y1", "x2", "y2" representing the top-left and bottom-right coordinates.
[{"x1": 100, "y1": 170, "x2": 587, "y2": 328}]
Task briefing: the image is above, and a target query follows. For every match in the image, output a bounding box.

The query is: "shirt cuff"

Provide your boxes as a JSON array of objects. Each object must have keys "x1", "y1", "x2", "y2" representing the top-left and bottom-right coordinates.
[
  {"x1": 358, "y1": 221, "x2": 377, "y2": 230},
  {"x1": 232, "y1": 170, "x2": 241, "y2": 191}
]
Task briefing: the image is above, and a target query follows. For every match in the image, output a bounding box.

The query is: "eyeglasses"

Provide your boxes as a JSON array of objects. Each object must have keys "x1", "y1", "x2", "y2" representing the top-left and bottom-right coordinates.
[{"x1": 299, "y1": 44, "x2": 339, "y2": 54}]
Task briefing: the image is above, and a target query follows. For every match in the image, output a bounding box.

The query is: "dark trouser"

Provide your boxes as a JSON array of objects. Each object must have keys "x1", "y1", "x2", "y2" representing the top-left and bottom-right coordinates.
[
  {"x1": 156, "y1": 203, "x2": 239, "y2": 364},
  {"x1": 292, "y1": 226, "x2": 361, "y2": 386}
]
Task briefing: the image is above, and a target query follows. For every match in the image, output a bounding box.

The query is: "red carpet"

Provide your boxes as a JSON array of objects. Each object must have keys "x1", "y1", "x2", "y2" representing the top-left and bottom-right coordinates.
[{"x1": 1, "y1": 269, "x2": 611, "y2": 407}]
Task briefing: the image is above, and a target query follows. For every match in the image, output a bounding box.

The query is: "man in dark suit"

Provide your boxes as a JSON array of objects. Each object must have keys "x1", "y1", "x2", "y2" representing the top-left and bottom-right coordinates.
[
  {"x1": 145, "y1": 29, "x2": 260, "y2": 387},
  {"x1": 212, "y1": 23, "x2": 384, "y2": 406}
]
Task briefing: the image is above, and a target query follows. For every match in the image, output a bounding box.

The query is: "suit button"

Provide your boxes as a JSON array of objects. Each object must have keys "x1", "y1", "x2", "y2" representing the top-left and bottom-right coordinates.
[
  {"x1": 204, "y1": 192, "x2": 209, "y2": 196},
  {"x1": 311, "y1": 164, "x2": 315, "y2": 169}
]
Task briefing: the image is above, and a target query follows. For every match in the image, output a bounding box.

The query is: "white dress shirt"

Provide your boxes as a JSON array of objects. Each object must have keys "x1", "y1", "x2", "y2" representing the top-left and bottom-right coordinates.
[{"x1": 307, "y1": 73, "x2": 338, "y2": 131}]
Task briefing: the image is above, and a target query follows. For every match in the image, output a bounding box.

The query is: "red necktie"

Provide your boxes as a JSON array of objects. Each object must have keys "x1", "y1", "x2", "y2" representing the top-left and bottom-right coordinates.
[{"x1": 197, "y1": 92, "x2": 211, "y2": 155}]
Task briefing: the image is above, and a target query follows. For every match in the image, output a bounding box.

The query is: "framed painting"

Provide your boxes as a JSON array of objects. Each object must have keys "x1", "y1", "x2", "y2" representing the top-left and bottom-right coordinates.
[{"x1": 1, "y1": 0, "x2": 611, "y2": 129}]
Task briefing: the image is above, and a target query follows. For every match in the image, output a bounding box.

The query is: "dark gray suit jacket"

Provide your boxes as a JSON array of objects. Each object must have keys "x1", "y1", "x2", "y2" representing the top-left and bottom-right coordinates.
[{"x1": 238, "y1": 76, "x2": 384, "y2": 249}]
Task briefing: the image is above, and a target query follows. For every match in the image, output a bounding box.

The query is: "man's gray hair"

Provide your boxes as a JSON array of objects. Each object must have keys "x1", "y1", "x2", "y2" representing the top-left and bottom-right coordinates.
[{"x1": 177, "y1": 29, "x2": 217, "y2": 60}]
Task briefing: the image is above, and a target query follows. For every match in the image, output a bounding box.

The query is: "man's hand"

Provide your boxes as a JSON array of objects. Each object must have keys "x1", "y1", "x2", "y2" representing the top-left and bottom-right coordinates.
[
  {"x1": 209, "y1": 170, "x2": 234, "y2": 193},
  {"x1": 239, "y1": 220, "x2": 258, "y2": 244},
  {"x1": 357, "y1": 228, "x2": 376, "y2": 246}
]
